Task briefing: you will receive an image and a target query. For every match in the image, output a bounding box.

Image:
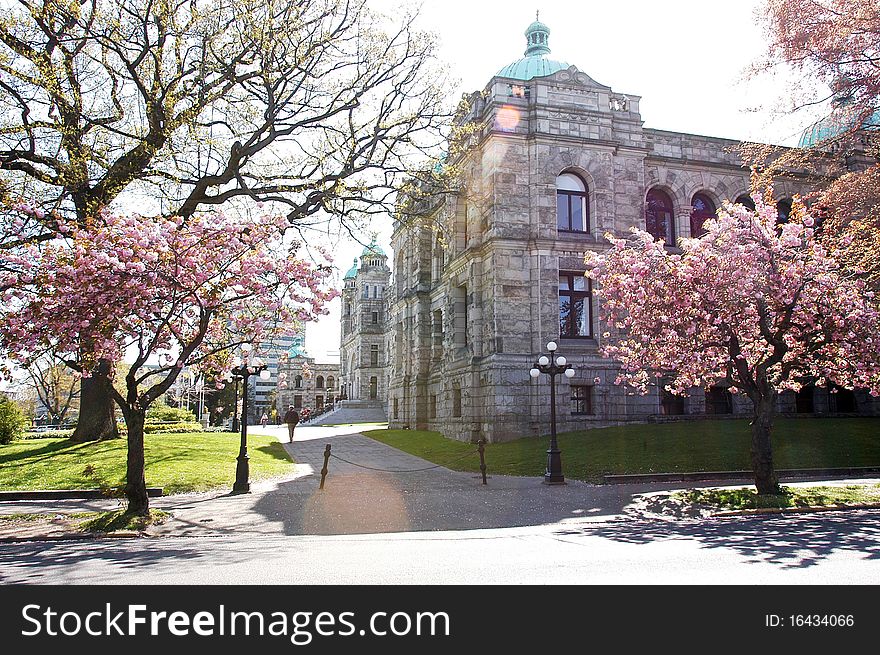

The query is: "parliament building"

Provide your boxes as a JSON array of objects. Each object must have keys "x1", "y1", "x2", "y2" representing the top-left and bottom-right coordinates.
[{"x1": 342, "y1": 18, "x2": 879, "y2": 442}]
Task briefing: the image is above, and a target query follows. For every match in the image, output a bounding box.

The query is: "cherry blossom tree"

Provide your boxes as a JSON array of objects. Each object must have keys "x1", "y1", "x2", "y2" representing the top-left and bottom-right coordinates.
[
  {"x1": 0, "y1": 203, "x2": 337, "y2": 514},
  {"x1": 586, "y1": 191, "x2": 880, "y2": 494},
  {"x1": 749, "y1": 1, "x2": 880, "y2": 300},
  {"x1": 758, "y1": 0, "x2": 880, "y2": 123}
]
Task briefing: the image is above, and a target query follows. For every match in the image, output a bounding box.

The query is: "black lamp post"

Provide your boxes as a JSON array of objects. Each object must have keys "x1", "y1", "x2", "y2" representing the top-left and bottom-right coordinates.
[
  {"x1": 231, "y1": 376, "x2": 241, "y2": 433},
  {"x1": 530, "y1": 340, "x2": 575, "y2": 485},
  {"x1": 230, "y1": 346, "x2": 270, "y2": 494}
]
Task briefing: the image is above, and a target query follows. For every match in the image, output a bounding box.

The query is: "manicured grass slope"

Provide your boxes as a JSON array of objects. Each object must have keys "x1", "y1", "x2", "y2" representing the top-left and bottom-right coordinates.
[
  {"x1": 363, "y1": 418, "x2": 880, "y2": 482},
  {"x1": 0, "y1": 432, "x2": 294, "y2": 494}
]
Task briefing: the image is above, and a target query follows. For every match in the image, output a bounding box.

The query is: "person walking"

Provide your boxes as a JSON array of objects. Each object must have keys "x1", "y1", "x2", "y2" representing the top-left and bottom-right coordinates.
[
  {"x1": 260, "y1": 413, "x2": 268, "y2": 427},
  {"x1": 283, "y1": 405, "x2": 299, "y2": 442}
]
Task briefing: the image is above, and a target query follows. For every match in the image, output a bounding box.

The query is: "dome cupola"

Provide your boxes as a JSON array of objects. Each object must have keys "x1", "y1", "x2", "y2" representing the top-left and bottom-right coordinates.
[{"x1": 496, "y1": 13, "x2": 569, "y2": 81}]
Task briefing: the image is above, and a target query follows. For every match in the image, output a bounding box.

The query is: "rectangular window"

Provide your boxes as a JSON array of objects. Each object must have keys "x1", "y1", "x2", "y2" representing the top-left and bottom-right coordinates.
[
  {"x1": 557, "y1": 192, "x2": 586, "y2": 232},
  {"x1": 660, "y1": 377, "x2": 685, "y2": 416},
  {"x1": 452, "y1": 388, "x2": 462, "y2": 418},
  {"x1": 294, "y1": 395, "x2": 302, "y2": 409},
  {"x1": 706, "y1": 386, "x2": 732, "y2": 415},
  {"x1": 430, "y1": 394, "x2": 437, "y2": 419},
  {"x1": 370, "y1": 344, "x2": 379, "y2": 366},
  {"x1": 316, "y1": 395, "x2": 324, "y2": 409},
  {"x1": 453, "y1": 285, "x2": 467, "y2": 347},
  {"x1": 559, "y1": 272, "x2": 592, "y2": 338},
  {"x1": 371, "y1": 285, "x2": 377, "y2": 299},
  {"x1": 372, "y1": 311, "x2": 379, "y2": 324},
  {"x1": 393, "y1": 397, "x2": 399, "y2": 420},
  {"x1": 571, "y1": 385, "x2": 593, "y2": 415},
  {"x1": 363, "y1": 285, "x2": 369, "y2": 298}
]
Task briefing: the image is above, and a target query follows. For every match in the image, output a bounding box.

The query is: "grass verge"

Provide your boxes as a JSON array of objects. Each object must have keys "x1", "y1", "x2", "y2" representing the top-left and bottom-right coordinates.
[
  {"x1": 79, "y1": 509, "x2": 170, "y2": 533},
  {"x1": 676, "y1": 483, "x2": 880, "y2": 510},
  {"x1": 0, "y1": 432, "x2": 294, "y2": 494},
  {"x1": 363, "y1": 417, "x2": 880, "y2": 483}
]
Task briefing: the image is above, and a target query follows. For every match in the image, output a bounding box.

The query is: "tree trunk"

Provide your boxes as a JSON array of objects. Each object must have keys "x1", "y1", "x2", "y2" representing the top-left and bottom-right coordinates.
[
  {"x1": 124, "y1": 409, "x2": 149, "y2": 516},
  {"x1": 70, "y1": 360, "x2": 118, "y2": 442},
  {"x1": 750, "y1": 391, "x2": 781, "y2": 495}
]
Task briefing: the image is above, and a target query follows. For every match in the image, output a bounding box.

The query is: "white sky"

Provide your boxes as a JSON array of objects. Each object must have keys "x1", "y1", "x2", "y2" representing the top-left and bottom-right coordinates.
[{"x1": 305, "y1": 0, "x2": 825, "y2": 362}]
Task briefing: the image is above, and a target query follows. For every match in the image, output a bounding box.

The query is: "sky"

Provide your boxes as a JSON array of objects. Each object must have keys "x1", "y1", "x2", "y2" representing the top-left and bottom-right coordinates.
[{"x1": 304, "y1": 0, "x2": 824, "y2": 362}]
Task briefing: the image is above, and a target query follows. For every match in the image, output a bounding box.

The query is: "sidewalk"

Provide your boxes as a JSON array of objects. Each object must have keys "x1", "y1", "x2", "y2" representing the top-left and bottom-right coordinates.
[{"x1": 1, "y1": 424, "x2": 878, "y2": 542}]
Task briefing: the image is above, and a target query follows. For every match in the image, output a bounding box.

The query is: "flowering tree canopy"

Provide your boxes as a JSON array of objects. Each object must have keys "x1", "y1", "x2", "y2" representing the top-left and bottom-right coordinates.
[
  {"x1": 759, "y1": 0, "x2": 880, "y2": 123},
  {"x1": 586, "y1": 191, "x2": 880, "y2": 493},
  {"x1": 0, "y1": 203, "x2": 337, "y2": 512}
]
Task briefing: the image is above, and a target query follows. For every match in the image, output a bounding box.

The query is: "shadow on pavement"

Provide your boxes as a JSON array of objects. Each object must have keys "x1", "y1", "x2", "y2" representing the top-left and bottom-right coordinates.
[
  {"x1": 553, "y1": 509, "x2": 880, "y2": 569},
  {"x1": 0, "y1": 540, "x2": 214, "y2": 583}
]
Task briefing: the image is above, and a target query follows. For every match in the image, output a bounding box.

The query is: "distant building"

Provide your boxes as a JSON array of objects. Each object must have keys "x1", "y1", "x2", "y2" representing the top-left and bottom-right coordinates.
[
  {"x1": 276, "y1": 353, "x2": 340, "y2": 416},
  {"x1": 251, "y1": 332, "x2": 304, "y2": 420},
  {"x1": 338, "y1": 240, "x2": 391, "y2": 410}
]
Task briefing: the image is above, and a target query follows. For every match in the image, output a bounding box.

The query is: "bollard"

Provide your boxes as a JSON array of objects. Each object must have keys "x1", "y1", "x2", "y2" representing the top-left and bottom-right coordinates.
[
  {"x1": 319, "y1": 444, "x2": 331, "y2": 490},
  {"x1": 477, "y1": 439, "x2": 487, "y2": 485}
]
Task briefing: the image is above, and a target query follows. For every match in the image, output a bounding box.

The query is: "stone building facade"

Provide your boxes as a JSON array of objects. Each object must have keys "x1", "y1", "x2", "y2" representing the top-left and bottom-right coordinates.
[
  {"x1": 276, "y1": 354, "x2": 340, "y2": 416},
  {"x1": 386, "y1": 18, "x2": 879, "y2": 442},
  {"x1": 338, "y1": 242, "x2": 391, "y2": 406}
]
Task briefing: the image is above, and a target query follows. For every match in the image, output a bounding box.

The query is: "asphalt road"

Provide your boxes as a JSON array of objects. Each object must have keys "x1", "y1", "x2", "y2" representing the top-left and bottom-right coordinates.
[{"x1": 1, "y1": 509, "x2": 878, "y2": 585}]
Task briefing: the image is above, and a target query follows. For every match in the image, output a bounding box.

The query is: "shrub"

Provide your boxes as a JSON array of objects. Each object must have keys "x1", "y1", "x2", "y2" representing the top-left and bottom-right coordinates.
[
  {"x1": 21, "y1": 428, "x2": 75, "y2": 440},
  {"x1": 0, "y1": 396, "x2": 28, "y2": 444},
  {"x1": 144, "y1": 422, "x2": 204, "y2": 434},
  {"x1": 146, "y1": 402, "x2": 197, "y2": 424}
]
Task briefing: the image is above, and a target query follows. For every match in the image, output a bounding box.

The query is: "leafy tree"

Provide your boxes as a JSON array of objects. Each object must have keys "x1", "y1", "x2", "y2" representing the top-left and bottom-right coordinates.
[
  {"x1": 0, "y1": 394, "x2": 28, "y2": 444},
  {"x1": 0, "y1": 0, "x2": 451, "y2": 440},
  {"x1": 586, "y1": 192, "x2": 880, "y2": 494}
]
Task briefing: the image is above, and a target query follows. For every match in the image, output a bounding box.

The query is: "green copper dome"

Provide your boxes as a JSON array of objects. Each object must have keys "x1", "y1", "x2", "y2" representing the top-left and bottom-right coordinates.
[
  {"x1": 343, "y1": 258, "x2": 358, "y2": 279},
  {"x1": 798, "y1": 95, "x2": 879, "y2": 148},
  {"x1": 361, "y1": 241, "x2": 386, "y2": 258},
  {"x1": 497, "y1": 14, "x2": 568, "y2": 81}
]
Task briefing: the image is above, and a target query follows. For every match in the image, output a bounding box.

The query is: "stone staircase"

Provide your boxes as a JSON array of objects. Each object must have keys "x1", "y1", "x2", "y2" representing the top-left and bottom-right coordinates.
[{"x1": 306, "y1": 400, "x2": 388, "y2": 426}]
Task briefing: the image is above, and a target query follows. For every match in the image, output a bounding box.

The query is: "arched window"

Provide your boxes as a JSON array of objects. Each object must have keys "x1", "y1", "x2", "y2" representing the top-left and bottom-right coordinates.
[
  {"x1": 735, "y1": 194, "x2": 756, "y2": 211},
  {"x1": 316, "y1": 376, "x2": 324, "y2": 389},
  {"x1": 326, "y1": 376, "x2": 335, "y2": 390},
  {"x1": 556, "y1": 173, "x2": 589, "y2": 232},
  {"x1": 295, "y1": 375, "x2": 303, "y2": 389},
  {"x1": 690, "y1": 193, "x2": 716, "y2": 238},
  {"x1": 777, "y1": 198, "x2": 793, "y2": 225},
  {"x1": 645, "y1": 189, "x2": 675, "y2": 244}
]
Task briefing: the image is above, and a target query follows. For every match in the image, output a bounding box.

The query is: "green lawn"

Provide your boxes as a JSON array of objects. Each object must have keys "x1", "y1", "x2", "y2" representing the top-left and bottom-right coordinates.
[
  {"x1": 363, "y1": 418, "x2": 880, "y2": 483},
  {"x1": 0, "y1": 432, "x2": 294, "y2": 494}
]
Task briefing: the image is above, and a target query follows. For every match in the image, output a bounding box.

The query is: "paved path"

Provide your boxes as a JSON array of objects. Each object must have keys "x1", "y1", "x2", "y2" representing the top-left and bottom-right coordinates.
[{"x1": 1, "y1": 423, "x2": 878, "y2": 541}]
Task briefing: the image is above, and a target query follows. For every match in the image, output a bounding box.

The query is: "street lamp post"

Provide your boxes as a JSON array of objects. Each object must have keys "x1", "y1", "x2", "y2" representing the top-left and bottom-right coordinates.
[
  {"x1": 530, "y1": 341, "x2": 575, "y2": 485},
  {"x1": 229, "y1": 345, "x2": 271, "y2": 494},
  {"x1": 231, "y1": 376, "x2": 241, "y2": 433}
]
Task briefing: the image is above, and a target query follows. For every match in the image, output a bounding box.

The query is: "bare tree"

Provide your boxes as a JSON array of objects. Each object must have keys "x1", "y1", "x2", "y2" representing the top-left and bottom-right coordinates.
[
  {"x1": 26, "y1": 356, "x2": 80, "y2": 426},
  {"x1": 0, "y1": 0, "x2": 452, "y2": 440}
]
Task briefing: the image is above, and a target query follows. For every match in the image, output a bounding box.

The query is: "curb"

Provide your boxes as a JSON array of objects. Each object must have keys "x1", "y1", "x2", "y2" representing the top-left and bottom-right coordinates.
[
  {"x1": 604, "y1": 467, "x2": 880, "y2": 484},
  {"x1": 0, "y1": 488, "x2": 163, "y2": 501},
  {"x1": 0, "y1": 530, "x2": 148, "y2": 544},
  {"x1": 712, "y1": 502, "x2": 880, "y2": 518}
]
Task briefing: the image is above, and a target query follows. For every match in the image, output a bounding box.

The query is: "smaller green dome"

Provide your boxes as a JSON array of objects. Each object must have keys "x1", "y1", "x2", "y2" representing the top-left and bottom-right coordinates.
[
  {"x1": 286, "y1": 335, "x2": 305, "y2": 358},
  {"x1": 343, "y1": 258, "x2": 358, "y2": 279},
  {"x1": 361, "y1": 241, "x2": 386, "y2": 258},
  {"x1": 798, "y1": 107, "x2": 879, "y2": 148}
]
